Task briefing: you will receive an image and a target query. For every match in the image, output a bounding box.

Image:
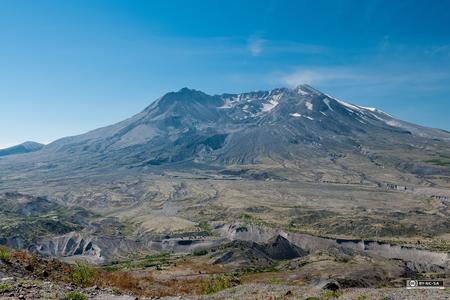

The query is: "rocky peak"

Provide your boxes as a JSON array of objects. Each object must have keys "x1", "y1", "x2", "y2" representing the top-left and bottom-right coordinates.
[{"x1": 293, "y1": 84, "x2": 322, "y2": 96}]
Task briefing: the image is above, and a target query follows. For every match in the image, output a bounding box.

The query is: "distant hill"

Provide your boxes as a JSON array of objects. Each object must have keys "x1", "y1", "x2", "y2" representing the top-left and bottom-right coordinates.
[{"x1": 0, "y1": 141, "x2": 44, "y2": 157}]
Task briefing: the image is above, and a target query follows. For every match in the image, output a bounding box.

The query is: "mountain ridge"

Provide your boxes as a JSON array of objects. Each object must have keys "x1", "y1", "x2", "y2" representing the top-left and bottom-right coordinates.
[
  {"x1": 1, "y1": 85, "x2": 449, "y2": 183},
  {"x1": 45, "y1": 85, "x2": 450, "y2": 149}
]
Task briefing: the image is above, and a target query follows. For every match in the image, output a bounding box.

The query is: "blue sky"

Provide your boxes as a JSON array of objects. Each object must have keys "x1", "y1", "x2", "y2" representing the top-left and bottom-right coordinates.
[{"x1": 1, "y1": 0, "x2": 450, "y2": 148}]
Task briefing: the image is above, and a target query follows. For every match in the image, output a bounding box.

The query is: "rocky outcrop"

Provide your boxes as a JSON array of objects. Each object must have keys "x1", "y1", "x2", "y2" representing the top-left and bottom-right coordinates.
[
  {"x1": 210, "y1": 235, "x2": 308, "y2": 269},
  {"x1": 35, "y1": 232, "x2": 102, "y2": 261},
  {"x1": 215, "y1": 223, "x2": 450, "y2": 274},
  {"x1": 257, "y1": 235, "x2": 308, "y2": 260}
]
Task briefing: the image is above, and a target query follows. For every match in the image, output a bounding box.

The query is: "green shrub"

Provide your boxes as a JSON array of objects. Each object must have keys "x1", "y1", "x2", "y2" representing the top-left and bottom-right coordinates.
[
  {"x1": 0, "y1": 283, "x2": 14, "y2": 293},
  {"x1": 199, "y1": 222, "x2": 213, "y2": 235},
  {"x1": 70, "y1": 261, "x2": 96, "y2": 286},
  {"x1": 193, "y1": 249, "x2": 208, "y2": 256},
  {"x1": 65, "y1": 291, "x2": 86, "y2": 300},
  {"x1": 0, "y1": 247, "x2": 10, "y2": 262}
]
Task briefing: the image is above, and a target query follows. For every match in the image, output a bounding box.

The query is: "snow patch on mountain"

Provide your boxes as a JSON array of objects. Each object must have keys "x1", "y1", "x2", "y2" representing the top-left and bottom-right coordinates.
[
  {"x1": 358, "y1": 105, "x2": 377, "y2": 112},
  {"x1": 219, "y1": 95, "x2": 240, "y2": 109},
  {"x1": 296, "y1": 87, "x2": 309, "y2": 96},
  {"x1": 368, "y1": 112, "x2": 386, "y2": 122},
  {"x1": 357, "y1": 105, "x2": 394, "y2": 118},
  {"x1": 335, "y1": 99, "x2": 361, "y2": 112},
  {"x1": 386, "y1": 119, "x2": 402, "y2": 127},
  {"x1": 323, "y1": 98, "x2": 334, "y2": 111},
  {"x1": 290, "y1": 113, "x2": 314, "y2": 121},
  {"x1": 261, "y1": 93, "x2": 282, "y2": 113}
]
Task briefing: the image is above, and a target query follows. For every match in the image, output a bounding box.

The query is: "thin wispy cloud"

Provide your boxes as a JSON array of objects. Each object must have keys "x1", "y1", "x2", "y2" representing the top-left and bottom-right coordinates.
[
  {"x1": 133, "y1": 35, "x2": 326, "y2": 58},
  {"x1": 426, "y1": 44, "x2": 450, "y2": 58},
  {"x1": 278, "y1": 65, "x2": 450, "y2": 89},
  {"x1": 246, "y1": 34, "x2": 326, "y2": 57},
  {"x1": 247, "y1": 35, "x2": 267, "y2": 56}
]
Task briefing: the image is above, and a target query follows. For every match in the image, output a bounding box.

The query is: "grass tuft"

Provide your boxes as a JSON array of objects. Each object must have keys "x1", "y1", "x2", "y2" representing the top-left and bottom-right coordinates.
[
  {"x1": 65, "y1": 291, "x2": 86, "y2": 300},
  {"x1": 199, "y1": 222, "x2": 213, "y2": 235},
  {"x1": 70, "y1": 261, "x2": 96, "y2": 286},
  {"x1": 0, "y1": 283, "x2": 14, "y2": 293},
  {"x1": 0, "y1": 247, "x2": 10, "y2": 262}
]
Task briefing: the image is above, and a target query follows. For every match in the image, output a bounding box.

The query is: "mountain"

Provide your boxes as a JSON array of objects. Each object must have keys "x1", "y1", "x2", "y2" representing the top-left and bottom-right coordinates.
[
  {"x1": 0, "y1": 85, "x2": 449, "y2": 193},
  {"x1": 0, "y1": 141, "x2": 44, "y2": 157},
  {"x1": 2, "y1": 85, "x2": 448, "y2": 178}
]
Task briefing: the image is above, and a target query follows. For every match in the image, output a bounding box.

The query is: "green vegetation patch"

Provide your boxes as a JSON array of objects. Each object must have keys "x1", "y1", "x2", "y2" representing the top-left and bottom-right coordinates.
[
  {"x1": 101, "y1": 252, "x2": 175, "y2": 271},
  {"x1": 140, "y1": 252, "x2": 172, "y2": 268},
  {"x1": 198, "y1": 222, "x2": 213, "y2": 235},
  {"x1": 0, "y1": 246, "x2": 10, "y2": 262},
  {"x1": 71, "y1": 261, "x2": 97, "y2": 286},
  {"x1": 65, "y1": 291, "x2": 86, "y2": 300},
  {"x1": 424, "y1": 159, "x2": 450, "y2": 166},
  {"x1": 193, "y1": 249, "x2": 208, "y2": 256},
  {"x1": 0, "y1": 283, "x2": 14, "y2": 293}
]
